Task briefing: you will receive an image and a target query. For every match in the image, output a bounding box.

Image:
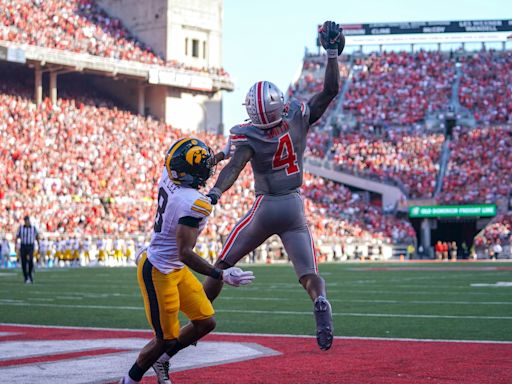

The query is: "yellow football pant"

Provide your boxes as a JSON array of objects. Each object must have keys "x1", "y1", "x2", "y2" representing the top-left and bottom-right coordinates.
[{"x1": 137, "y1": 252, "x2": 214, "y2": 340}]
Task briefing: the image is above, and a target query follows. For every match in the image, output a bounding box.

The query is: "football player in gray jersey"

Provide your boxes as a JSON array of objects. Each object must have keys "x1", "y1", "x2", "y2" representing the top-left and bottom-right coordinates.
[{"x1": 204, "y1": 21, "x2": 344, "y2": 351}]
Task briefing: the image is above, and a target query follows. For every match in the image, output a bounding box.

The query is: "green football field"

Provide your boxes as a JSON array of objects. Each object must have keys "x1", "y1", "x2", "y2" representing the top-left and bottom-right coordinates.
[{"x1": 0, "y1": 262, "x2": 511, "y2": 341}]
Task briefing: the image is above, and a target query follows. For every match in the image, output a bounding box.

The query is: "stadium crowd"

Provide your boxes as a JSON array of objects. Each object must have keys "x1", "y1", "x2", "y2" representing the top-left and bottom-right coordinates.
[
  {"x1": 440, "y1": 125, "x2": 512, "y2": 204},
  {"x1": 0, "y1": 76, "x2": 416, "y2": 267},
  {"x1": 474, "y1": 212, "x2": 512, "y2": 249},
  {"x1": 301, "y1": 174, "x2": 415, "y2": 243},
  {"x1": 3, "y1": 47, "x2": 512, "y2": 264},
  {"x1": 458, "y1": 50, "x2": 512, "y2": 124},
  {"x1": 343, "y1": 51, "x2": 455, "y2": 125},
  {"x1": 0, "y1": 0, "x2": 228, "y2": 76},
  {"x1": 327, "y1": 131, "x2": 443, "y2": 198}
]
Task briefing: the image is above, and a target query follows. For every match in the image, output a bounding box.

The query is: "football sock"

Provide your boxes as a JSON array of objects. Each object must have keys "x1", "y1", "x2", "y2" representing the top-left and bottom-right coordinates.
[
  {"x1": 159, "y1": 339, "x2": 185, "y2": 362},
  {"x1": 157, "y1": 352, "x2": 171, "y2": 363},
  {"x1": 127, "y1": 362, "x2": 145, "y2": 382},
  {"x1": 123, "y1": 375, "x2": 139, "y2": 384}
]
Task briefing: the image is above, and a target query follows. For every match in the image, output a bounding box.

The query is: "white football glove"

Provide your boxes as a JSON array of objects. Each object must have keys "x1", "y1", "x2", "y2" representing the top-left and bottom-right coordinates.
[
  {"x1": 221, "y1": 136, "x2": 234, "y2": 160},
  {"x1": 134, "y1": 246, "x2": 147, "y2": 266},
  {"x1": 222, "y1": 267, "x2": 255, "y2": 287}
]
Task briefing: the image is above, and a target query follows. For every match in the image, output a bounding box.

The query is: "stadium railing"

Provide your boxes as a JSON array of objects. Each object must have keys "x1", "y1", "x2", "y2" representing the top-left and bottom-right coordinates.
[{"x1": 0, "y1": 41, "x2": 234, "y2": 91}]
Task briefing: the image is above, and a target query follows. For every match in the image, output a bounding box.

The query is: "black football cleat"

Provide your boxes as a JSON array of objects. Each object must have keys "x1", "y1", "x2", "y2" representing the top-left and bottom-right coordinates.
[
  {"x1": 152, "y1": 360, "x2": 172, "y2": 384},
  {"x1": 314, "y1": 296, "x2": 333, "y2": 351}
]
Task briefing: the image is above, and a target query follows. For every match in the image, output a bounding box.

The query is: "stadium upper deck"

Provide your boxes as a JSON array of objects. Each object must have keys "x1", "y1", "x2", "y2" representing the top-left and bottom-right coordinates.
[{"x1": 0, "y1": 0, "x2": 228, "y2": 76}]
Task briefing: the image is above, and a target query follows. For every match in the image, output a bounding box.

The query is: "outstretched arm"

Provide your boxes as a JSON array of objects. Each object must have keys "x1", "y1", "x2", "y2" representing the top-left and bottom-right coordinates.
[
  {"x1": 308, "y1": 21, "x2": 344, "y2": 125},
  {"x1": 207, "y1": 145, "x2": 254, "y2": 204},
  {"x1": 177, "y1": 220, "x2": 222, "y2": 278},
  {"x1": 177, "y1": 219, "x2": 255, "y2": 287}
]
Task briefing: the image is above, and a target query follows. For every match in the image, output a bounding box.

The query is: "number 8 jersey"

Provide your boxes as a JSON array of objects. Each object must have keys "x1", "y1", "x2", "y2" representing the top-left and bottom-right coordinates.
[
  {"x1": 230, "y1": 100, "x2": 310, "y2": 195},
  {"x1": 147, "y1": 168, "x2": 212, "y2": 274}
]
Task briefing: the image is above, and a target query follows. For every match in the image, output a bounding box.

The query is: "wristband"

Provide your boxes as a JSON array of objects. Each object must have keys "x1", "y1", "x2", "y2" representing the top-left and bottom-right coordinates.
[
  {"x1": 209, "y1": 187, "x2": 222, "y2": 201},
  {"x1": 326, "y1": 49, "x2": 338, "y2": 59},
  {"x1": 210, "y1": 268, "x2": 223, "y2": 280}
]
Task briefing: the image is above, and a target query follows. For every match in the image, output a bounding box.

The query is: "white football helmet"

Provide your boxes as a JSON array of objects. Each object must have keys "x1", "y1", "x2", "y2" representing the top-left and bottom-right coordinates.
[{"x1": 244, "y1": 81, "x2": 284, "y2": 129}]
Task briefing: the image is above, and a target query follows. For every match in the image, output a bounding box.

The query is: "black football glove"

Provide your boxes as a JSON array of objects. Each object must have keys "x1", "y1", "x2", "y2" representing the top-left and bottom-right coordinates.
[
  {"x1": 318, "y1": 21, "x2": 344, "y2": 57},
  {"x1": 206, "y1": 187, "x2": 222, "y2": 205}
]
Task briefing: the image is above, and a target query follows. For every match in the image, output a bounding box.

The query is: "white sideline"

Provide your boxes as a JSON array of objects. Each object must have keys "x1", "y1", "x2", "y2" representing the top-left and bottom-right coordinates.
[{"x1": 1, "y1": 323, "x2": 511, "y2": 344}]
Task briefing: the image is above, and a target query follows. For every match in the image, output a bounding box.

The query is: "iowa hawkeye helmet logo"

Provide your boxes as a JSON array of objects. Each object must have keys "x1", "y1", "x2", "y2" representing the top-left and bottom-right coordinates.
[{"x1": 185, "y1": 145, "x2": 208, "y2": 166}]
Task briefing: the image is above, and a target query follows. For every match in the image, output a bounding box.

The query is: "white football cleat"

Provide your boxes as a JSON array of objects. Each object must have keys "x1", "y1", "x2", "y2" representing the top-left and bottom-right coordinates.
[{"x1": 152, "y1": 360, "x2": 172, "y2": 384}]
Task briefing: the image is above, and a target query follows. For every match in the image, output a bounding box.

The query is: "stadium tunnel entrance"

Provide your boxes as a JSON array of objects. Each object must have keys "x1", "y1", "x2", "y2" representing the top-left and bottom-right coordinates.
[{"x1": 410, "y1": 217, "x2": 492, "y2": 258}]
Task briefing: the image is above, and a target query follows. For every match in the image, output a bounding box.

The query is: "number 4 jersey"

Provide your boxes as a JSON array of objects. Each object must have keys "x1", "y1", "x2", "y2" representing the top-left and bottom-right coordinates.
[
  {"x1": 230, "y1": 100, "x2": 310, "y2": 195},
  {"x1": 147, "y1": 169, "x2": 212, "y2": 274}
]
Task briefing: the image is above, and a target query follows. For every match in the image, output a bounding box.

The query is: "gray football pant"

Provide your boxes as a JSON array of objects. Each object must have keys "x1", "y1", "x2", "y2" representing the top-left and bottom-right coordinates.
[{"x1": 219, "y1": 193, "x2": 318, "y2": 278}]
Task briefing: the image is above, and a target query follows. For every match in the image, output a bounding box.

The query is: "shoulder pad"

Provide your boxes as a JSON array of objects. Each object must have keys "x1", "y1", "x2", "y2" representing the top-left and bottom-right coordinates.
[{"x1": 230, "y1": 124, "x2": 256, "y2": 145}]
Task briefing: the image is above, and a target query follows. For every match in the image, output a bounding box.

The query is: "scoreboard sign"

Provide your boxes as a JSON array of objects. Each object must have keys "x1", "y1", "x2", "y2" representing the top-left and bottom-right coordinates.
[
  {"x1": 409, "y1": 204, "x2": 497, "y2": 218},
  {"x1": 341, "y1": 19, "x2": 512, "y2": 36}
]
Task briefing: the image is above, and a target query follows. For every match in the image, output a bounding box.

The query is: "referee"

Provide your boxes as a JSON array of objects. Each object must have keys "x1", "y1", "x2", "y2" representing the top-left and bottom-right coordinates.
[{"x1": 16, "y1": 216, "x2": 39, "y2": 284}]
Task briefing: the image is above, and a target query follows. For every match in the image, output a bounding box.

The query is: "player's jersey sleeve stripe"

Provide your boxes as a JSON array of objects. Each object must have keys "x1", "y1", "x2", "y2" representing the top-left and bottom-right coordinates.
[
  {"x1": 193, "y1": 199, "x2": 212, "y2": 213},
  {"x1": 230, "y1": 134, "x2": 248, "y2": 142},
  {"x1": 191, "y1": 206, "x2": 211, "y2": 217},
  {"x1": 192, "y1": 199, "x2": 212, "y2": 216}
]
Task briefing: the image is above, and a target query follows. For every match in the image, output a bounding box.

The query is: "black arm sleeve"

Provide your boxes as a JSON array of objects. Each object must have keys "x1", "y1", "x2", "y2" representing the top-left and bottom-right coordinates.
[
  {"x1": 178, "y1": 216, "x2": 202, "y2": 228},
  {"x1": 307, "y1": 57, "x2": 340, "y2": 125}
]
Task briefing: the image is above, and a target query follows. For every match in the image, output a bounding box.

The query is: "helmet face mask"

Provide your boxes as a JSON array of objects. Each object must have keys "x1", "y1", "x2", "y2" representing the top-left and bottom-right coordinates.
[
  {"x1": 245, "y1": 81, "x2": 284, "y2": 129},
  {"x1": 165, "y1": 138, "x2": 215, "y2": 189}
]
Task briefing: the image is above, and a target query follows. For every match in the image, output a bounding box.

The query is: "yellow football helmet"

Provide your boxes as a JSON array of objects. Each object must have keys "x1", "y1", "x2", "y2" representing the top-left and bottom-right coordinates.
[{"x1": 165, "y1": 138, "x2": 215, "y2": 188}]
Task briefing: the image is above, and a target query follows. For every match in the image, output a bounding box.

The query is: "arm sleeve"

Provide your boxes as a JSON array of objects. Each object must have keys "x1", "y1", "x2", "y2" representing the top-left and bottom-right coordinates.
[{"x1": 178, "y1": 216, "x2": 202, "y2": 228}]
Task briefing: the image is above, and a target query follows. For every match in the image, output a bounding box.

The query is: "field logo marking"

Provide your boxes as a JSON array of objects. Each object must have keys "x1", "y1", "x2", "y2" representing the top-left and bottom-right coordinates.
[{"x1": 0, "y1": 325, "x2": 279, "y2": 384}]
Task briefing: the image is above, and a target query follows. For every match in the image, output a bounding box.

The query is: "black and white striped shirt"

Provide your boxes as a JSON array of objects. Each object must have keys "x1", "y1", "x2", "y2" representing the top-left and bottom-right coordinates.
[{"x1": 17, "y1": 225, "x2": 38, "y2": 246}]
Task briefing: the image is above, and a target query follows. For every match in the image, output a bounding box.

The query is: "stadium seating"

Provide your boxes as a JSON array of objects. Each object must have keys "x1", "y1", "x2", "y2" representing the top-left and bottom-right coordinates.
[
  {"x1": 343, "y1": 51, "x2": 455, "y2": 125},
  {"x1": 301, "y1": 174, "x2": 415, "y2": 243},
  {"x1": 0, "y1": 0, "x2": 228, "y2": 76},
  {"x1": 328, "y1": 131, "x2": 443, "y2": 198},
  {"x1": 0, "y1": 76, "x2": 415, "y2": 252},
  {"x1": 3, "y1": 46, "x2": 512, "y2": 256},
  {"x1": 440, "y1": 125, "x2": 512, "y2": 204},
  {"x1": 458, "y1": 50, "x2": 512, "y2": 123},
  {"x1": 474, "y1": 212, "x2": 512, "y2": 247}
]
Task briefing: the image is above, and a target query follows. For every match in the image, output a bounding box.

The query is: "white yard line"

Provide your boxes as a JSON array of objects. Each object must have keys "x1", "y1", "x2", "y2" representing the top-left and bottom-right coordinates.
[{"x1": 1, "y1": 301, "x2": 511, "y2": 320}]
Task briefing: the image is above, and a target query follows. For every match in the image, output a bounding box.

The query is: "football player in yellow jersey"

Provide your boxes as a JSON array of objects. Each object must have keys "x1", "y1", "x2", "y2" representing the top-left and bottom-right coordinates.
[{"x1": 120, "y1": 138, "x2": 254, "y2": 384}]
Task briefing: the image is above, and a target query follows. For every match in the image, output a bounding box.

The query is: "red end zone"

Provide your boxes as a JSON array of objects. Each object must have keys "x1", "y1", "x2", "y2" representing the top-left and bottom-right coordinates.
[{"x1": 0, "y1": 324, "x2": 511, "y2": 384}]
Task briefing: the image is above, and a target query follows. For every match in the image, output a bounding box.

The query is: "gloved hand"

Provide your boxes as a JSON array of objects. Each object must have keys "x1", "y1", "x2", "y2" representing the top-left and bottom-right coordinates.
[
  {"x1": 318, "y1": 21, "x2": 344, "y2": 57},
  {"x1": 222, "y1": 267, "x2": 255, "y2": 287},
  {"x1": 221, "y1": 136, "x2": 234, "y2": 160},
  {"x1": 206, "y1": 187, "x2": 222, "y2": 205},
  {"x1": 134, "y1": 246, "x2": 147, "y2": 266}
]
